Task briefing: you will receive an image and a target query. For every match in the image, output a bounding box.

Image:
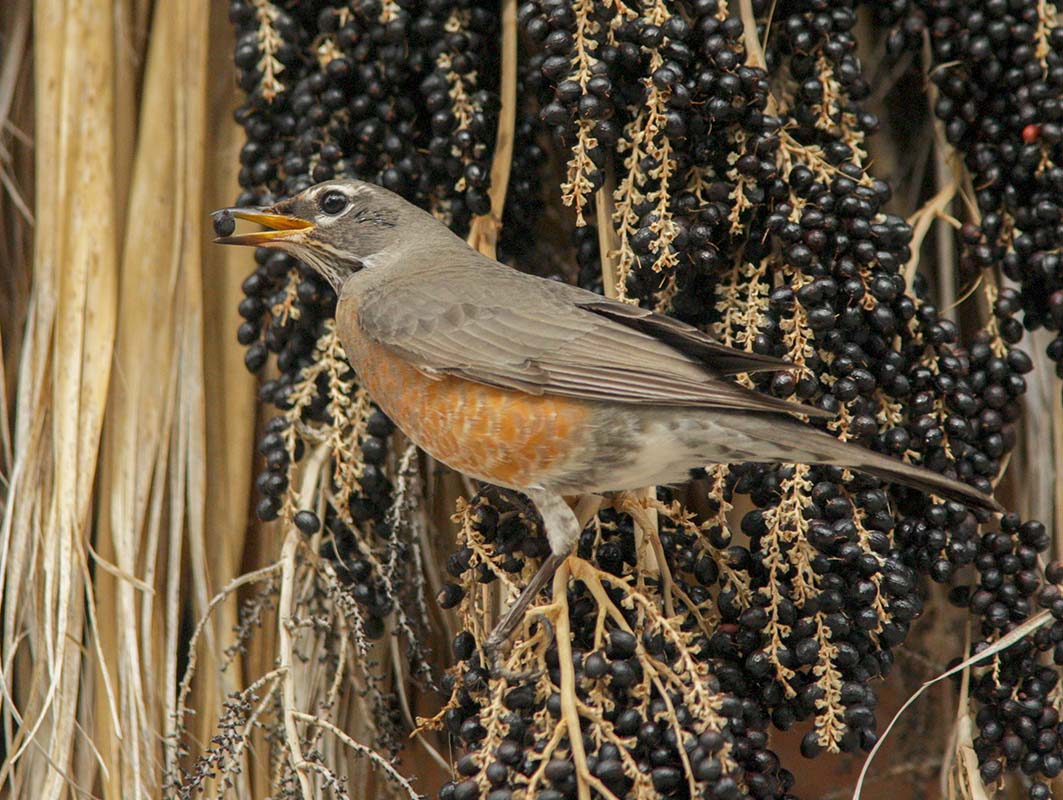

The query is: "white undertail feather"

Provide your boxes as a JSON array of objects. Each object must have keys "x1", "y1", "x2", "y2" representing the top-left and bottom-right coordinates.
[
  {"x1": 589, "y1": 417, "x2": 737, "y2": 491},
  {"x1": 571, "y1": 410, "x2": 998, "y2": 513}
]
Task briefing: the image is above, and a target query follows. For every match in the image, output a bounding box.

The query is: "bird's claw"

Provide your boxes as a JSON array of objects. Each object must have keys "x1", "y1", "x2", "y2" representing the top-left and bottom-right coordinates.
[{"x1": 484, "y1": 613, "x2": 551, "y2": 683}]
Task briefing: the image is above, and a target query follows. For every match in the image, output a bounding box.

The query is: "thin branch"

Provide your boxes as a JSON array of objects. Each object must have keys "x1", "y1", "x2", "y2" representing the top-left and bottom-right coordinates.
[
  {"x1": 292, "y1": 711, "x2": 423, "y2": 799},
  {"x1": 173, "y1": 562, "x2": 282, "y2": 744},
  {"x1": 278, "y1": 531, "x2": 314, "y2": 798}
]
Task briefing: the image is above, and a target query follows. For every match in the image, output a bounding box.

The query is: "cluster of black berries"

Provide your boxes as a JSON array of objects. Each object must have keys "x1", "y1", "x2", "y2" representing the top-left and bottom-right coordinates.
[
  {"x1": 637, "y1": 5, "x2": 777, "y2": 300},
  {"x1": 227, "y1": 0, "x2": 501, "y2": 224},
  {"x1": 873, "y1": 3, "x2": 1063, "y2": 794},
  {"x1": 496, "y1": 59, "x2": 552, "y2": 267},
  {"x1": 661, "y1": 6, "x2": 777, "y2": 305},
  {"x1": 418, "y1": 0, "x2": 501, "y2": 220},
  {"x1": 437, "y1": 493, "x2": 797, "y2": 800},
  {"x1": 518, "y1": 0, "x2": 623, "y2": 210},
  {"x1": 958, "y1": 517, "x2": 1057, "y2": 794},
  {"x1": 519, "y1": 0, "x2": 786, "y2": 299},
  {"x1": 881, "y1": 2, "x2": 1063, "y2": 380}
]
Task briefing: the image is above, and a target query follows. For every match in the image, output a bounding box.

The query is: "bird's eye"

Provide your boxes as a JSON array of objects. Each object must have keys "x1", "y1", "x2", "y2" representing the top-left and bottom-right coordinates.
[{"x1": 319, "y1": 190, "x2": 348, "y2": 215}]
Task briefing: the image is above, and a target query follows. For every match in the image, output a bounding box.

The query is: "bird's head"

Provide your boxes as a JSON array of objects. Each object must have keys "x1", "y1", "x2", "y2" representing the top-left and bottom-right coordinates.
[{"x1": 213, "y1": 179, "x2": 426, "y2": 290}]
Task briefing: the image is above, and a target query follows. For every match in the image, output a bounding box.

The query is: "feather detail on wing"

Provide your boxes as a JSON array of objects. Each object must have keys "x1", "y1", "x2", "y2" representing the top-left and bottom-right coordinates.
[
  {"x1": 356, "y1": 263, "x2": 832, "y2": 418},
  {"x1": 574, "y1": 298, "x2": 800, "y2": 376}
]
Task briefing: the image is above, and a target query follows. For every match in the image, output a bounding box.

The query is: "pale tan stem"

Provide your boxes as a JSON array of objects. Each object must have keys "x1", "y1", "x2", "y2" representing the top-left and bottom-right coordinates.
[
  {"x1": 278, "y1": 531, "x2": 314, "y2": 798},
  {"x1": 595, "y1": 177, "x2": 622, "y2": 300},
  {"x1": 553, "y1": 559, "x2": 622, "y2": 800}
]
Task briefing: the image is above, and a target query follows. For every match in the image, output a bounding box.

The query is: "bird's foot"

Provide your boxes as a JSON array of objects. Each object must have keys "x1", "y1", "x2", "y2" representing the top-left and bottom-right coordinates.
[
  {"x1": 484, "y1": 613, "x2": 552, "y2": 682},
  {"x1": 483, "y1": 552, "x2": 566, "y2": 677}
]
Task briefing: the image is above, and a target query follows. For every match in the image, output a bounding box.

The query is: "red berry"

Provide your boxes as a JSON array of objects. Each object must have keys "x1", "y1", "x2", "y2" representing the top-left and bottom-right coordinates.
[{"x1": 1022, "y1": 123, "x2": 1041, "y2": 144}]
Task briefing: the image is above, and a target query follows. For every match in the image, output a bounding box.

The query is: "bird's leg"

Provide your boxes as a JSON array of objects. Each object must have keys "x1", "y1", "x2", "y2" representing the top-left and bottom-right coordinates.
[
  {"x1": 484, "y1": 489, "x2": 586, "y2": 665},
  {"x1": 484, "y1": 552, "x2": 566, "y2": 667}
]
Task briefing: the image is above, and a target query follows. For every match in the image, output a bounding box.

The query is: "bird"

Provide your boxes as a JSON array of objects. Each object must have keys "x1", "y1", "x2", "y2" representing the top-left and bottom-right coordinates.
[{"x1": 214, "y1": 178, "x2": 1002, "y2": 650}]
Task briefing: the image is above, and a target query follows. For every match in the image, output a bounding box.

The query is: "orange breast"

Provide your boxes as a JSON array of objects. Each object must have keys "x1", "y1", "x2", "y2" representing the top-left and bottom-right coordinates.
[{"x1": 338, "y1": 310, "x2": 590, "y2": 489}]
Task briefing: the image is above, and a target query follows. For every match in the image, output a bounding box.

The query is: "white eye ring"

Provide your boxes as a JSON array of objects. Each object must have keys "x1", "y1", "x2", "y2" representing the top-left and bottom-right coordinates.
[{"x1": 319, "y1": 190, "x2": 349, "y2": 215}]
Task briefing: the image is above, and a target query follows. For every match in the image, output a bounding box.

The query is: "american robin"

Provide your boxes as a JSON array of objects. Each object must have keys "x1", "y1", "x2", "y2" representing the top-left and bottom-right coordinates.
[{"x1": 214, "y1": 179, "x2": 1002, "y2": 647}]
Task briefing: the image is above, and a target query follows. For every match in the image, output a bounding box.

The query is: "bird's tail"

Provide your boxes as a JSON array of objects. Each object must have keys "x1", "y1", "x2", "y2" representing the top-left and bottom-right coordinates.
[
  {"x1": 851, "y1": 446, "x2": 1002, "y2": 513},
  {"x1": 723, "y1": 414, "x2": 1002, "y2": 514}
]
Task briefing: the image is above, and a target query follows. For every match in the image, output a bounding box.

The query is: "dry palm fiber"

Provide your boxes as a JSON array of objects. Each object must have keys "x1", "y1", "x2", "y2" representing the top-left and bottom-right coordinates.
[
  {"x1": 1, "y1": 2, "x2": 118, "y2": 798},
  {"x1": 93, "y1": 0, "x2": 251, "y2": 796},
  {"x1": 0, "y1": 1, "x2": 260, "y2": 797}
]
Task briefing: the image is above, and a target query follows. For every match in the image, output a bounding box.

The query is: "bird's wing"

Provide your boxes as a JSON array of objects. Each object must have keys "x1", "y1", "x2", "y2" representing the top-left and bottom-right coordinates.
[
  {"x1": 572, "y1": 298, "x2": 797, "y2": 376},
  {"x1": 355, "y1": 261, "x2": 831, "y2": 418}
]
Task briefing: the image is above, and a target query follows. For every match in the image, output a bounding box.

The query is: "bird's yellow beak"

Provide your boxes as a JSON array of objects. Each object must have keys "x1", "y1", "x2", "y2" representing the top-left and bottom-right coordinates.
[{"x1": 212, "y1": 208, "x2": 314, "y2": 246}]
